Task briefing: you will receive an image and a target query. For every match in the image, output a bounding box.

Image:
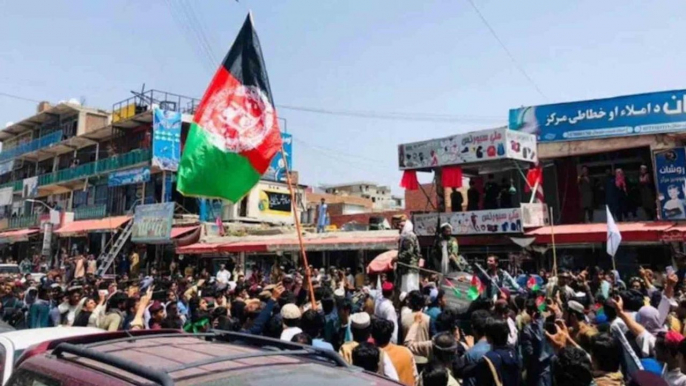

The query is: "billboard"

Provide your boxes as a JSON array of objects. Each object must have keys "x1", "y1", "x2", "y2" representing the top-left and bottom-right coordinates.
[
  {"x1": 258, "y1": 189, "x2": 291, "y2": 216},
  {"x1": 413, "y1": 208, "x2": 523, "y2": 236},
  {"x1": 654, "y1": 148, "x2": 686, "y2": 220},
  {"x1": 152, "y1": 108, "x2": 182, "y2": 171},
  {"x1": 398, "y1": 128, "x2": 537, "y2": 170},
  {"x1": 108, "y1": 167, "x2": 150, "y2": 187},
  {"x1": 131, "y1": 202, "x2": 174, "y2": 243},
  {"x1": 510, "y1": 89, "x2": 686, "y2": 142},
  {"x1": 263, "y1": 132, "x2": 292, "y2": 181}
]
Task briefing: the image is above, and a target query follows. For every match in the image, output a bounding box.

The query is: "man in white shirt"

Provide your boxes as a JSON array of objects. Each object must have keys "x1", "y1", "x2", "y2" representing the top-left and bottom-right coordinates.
[
  {"x1": 216, "y1": 264, "x2": 231, "y2": 288},
  {"x1": 280, "y1": 303, "x2": 303, "y2": 341},
  {"x1": 374, "y1": 281, "x2": 399, "y2": 344}
]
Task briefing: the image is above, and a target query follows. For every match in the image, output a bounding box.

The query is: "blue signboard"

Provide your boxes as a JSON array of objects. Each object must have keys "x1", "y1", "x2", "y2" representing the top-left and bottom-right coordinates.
[
  {"x1": 263, "y1": 132, "x2": 292, "y2": 182},
  {"x1": 108, "y1": 166, "x2": 150, "y2": 187},
  {"x1": 152, "y1": 108, "x2": 182, "y2": 171},
  {"x1": 654, "y1": 148, "x2": 686, "y2": 220},
  {"x1": 509, "y1": 89, "x2": 686, "y2": 142}
]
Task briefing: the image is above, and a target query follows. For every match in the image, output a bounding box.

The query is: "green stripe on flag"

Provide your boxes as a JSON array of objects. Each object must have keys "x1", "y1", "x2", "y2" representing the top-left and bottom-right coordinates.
[
  {"x1": 178, "y1": 123, "x2": 262, "y2": 203},
  {"x1": 467, "y1": 286, "x2": 480, "y2": 301}
]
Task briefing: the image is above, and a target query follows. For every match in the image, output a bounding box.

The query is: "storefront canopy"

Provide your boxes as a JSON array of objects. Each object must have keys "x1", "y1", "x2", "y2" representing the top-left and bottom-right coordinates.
[
  {"x1": 55, "y1": 216, "x2": 131, "y2": 237},
  {"x1": 176, "y1": 231, "x2": 399, "y2": 255},
  {"x1": 526, "y1": 222, "x2": 675, "y2": 244},
  {"x1": 0, "y1": 229, "x2": 39, "y2": 244}
]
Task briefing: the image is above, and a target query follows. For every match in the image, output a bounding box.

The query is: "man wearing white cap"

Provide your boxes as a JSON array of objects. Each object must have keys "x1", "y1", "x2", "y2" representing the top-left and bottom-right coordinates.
[
  {"x1": 339, "y1": 312, "x2": 399, "y2": 382},
  {"x1": 280, "y1": 303, "x2": 302, "y2": 341}
]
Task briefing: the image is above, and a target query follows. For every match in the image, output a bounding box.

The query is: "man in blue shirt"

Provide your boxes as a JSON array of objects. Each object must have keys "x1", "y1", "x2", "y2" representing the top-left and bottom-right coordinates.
[
  {"x1": 454, "y1": 309, "x2": 492, "y2": 386},
  {"x1": 317, "y1": 198, "x2": 328, "y2": 233},
  {"x1": 301, "y1": 309, "x2": 334, "y2": 351}
]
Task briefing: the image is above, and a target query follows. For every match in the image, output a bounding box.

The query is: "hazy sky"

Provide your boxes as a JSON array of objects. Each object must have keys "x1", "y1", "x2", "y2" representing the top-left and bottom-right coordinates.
[{"x1": 1, "y1": 1, "x2": 685, "y2": 193}]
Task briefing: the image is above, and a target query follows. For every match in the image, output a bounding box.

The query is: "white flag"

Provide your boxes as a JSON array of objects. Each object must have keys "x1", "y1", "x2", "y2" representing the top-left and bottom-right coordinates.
[{"x1": 606, "y1": 205, "x2": 622, "y2": 257}]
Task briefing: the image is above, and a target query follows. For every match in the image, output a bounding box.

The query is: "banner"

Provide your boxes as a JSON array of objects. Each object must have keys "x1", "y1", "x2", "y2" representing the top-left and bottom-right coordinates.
[
  {"x1": 0, "y1": 187, "x2": 12, "y2": 207},
  {"x1": 108, "y1": 166, "x2": 150, "y2": 187},
  {"x1": 22, "y1": 177, "x2": 37, "y2": 198},
  {"x1": 510, "y1": 89, "x2": 686, "y2": 142},
  {"x1": 263, "y1": 133, "x2": 292, "y2": 182},
  {"x1": 654, "y1": 148, "x2": 686, "y2": 220},
  {"x1": 413, "y1": 208, "x2": 523, "y2": 236},
  {"x1": 131, "y1": 202, "x2": 174, "y2": 243},
  {"x1": 258, "y1": 190, "x2": 291, "y2": 216},
  {"x1": 398, "y1": 128, "x2": 537, "y2": 170},
  {"x1": 152, "y1": 108, "x2": 182, "y2": 171},
  {"x1": 0, "y1": 160, "x2": 14, "y2": 176},
  {"x1": 41, "y1": 223, "x2": 52, "y2": 257}
]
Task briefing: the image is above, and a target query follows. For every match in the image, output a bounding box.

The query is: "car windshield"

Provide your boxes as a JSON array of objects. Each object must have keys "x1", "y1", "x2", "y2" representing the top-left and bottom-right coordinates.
[
  {"x1": 0, "y1": 266, "x2": 19, "y2": 274},
  {"x1": 188, "y1": 364, "x2": 385, "y2": 386}
]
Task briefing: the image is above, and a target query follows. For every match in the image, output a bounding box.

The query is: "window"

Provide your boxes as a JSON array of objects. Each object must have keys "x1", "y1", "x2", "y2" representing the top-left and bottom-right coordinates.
[{"x1": 6, "y1": 369, "x2": 60, "y2": 386}]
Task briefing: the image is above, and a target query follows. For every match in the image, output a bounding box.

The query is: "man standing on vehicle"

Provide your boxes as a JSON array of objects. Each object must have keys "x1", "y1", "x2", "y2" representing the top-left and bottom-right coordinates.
[
  {"x1": 483, "y1": 255, "x2": 520, "y2": 299},
  {"x1": 392, "y1": 214, "x2": 420, "y2": 293}
]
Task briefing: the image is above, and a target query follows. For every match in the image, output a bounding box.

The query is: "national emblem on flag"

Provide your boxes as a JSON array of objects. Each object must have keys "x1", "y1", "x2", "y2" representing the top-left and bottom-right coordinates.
[{"x1": 178, "y1": 14, "x2": 282, "y2": 203}]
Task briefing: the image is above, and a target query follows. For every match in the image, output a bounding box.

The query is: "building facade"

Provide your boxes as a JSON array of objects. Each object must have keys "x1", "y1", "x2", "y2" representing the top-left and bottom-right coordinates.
[{"x1": 323, "y1": 182, "x2": 403, "y2": 210}]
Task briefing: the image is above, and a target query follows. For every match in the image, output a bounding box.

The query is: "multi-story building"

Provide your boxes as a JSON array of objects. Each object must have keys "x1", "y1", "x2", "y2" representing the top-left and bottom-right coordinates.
[
  {"x1": 0, "y1": 89, "x2": 305, "y2": 264},
  {"x1": 323, "y1": 181, "x2": 404, "y2": 210}
]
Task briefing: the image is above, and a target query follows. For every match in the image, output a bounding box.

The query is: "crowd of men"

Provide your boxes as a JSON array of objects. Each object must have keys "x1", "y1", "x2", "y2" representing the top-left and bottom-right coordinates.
[{"x1": 0, "y1": 217, "x2": 684, "y2": 386}]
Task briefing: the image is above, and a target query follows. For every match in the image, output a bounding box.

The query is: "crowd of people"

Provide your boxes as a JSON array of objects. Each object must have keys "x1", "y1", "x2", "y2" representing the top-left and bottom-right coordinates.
[{"x1": 0, "y1": 218, "x2": 683, "y2": 386}]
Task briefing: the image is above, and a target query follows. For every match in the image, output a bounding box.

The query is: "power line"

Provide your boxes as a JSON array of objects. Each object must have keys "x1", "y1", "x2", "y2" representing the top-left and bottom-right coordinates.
[
  {"x1": 278, "y1": 104, "x2": 504, "y2": 124},
  {"x1": 464, "y1": 0, "x2": 548, "y2": 100},
  {"x1": 0, "y1": 92, "x2": 41, "y2": 104},
  {"x1": 162, "y1": 0, "x2": 215, "y2": 74}
]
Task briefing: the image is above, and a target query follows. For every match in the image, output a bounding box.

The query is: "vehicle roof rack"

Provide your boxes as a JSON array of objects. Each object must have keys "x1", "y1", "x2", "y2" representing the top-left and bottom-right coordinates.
[
  {"x1": 166, "y1": 349, "x2": 314, "y2": 373},
  {"x1": 211, "y1": 330, "x2": 350, "y2": 367},
  {"x1": 84, "y1": 332, "x2": 211, "y2": 348},
  {"x1": 53, "y1": 343, "x2": 174, "y2": 386}
]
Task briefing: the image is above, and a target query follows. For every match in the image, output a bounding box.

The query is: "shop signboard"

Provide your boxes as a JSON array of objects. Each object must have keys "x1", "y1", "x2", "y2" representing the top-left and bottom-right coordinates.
[
  {"x1": 108, "y1": 167, "x2": 150, "y2": 187},
  {"x1": 654, "y1": 148, "x2": 686, "y2": 220},
  {"x1": 258, "y1": 189, "x2": 291, "y2": 216},
  {"x1": 398, "y1": 128, "x2": 537, "y2": 170},
  {"x1": 0, "y1": 160, "x2": 14, "y2": 176},
  {"x1": 22, "y1": 177, "x2": 37, "y2": 198},
  {"x1": 41, "y1": 222, "x2": 52, "y2": 257},
  {"x1": 413, "y1": 208, "x2": 523, "y2": 236},
  {"x1": 131, "y1": 202, "x2": 174, "y2": 243},
  {"x1": 152, "y1": 108, "x2": 182, "y2": 171},
  {"x1": 0, "y1": 187, "x2": 12, "y2": 207},
  {"x1": 510, "y1": 89, "x2": 686, "y2": 142},
  {"x1": 521, "y1": 203, "x2": 550, "y2": 228},
  {"x1": 263, "y1": 132, "x2": 292, "y2": 182}
]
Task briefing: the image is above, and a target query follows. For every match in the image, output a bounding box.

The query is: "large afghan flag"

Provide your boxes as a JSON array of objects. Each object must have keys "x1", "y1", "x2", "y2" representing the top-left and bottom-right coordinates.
[{"x1": 178, "y1": 14, "x2": 282, "y2": 202}]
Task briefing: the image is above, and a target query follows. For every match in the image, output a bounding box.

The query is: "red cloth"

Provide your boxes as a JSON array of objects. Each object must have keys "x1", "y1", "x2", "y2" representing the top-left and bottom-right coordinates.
[
  {"x1": 442, "y1": 166, "x2": 463, "y2": 188},
  {"x1": 525, "y1": 166, "x2": 542, "y2": 192},
  {"x1": 400, "y1": 170, "x2": 419, "y2": 190}
]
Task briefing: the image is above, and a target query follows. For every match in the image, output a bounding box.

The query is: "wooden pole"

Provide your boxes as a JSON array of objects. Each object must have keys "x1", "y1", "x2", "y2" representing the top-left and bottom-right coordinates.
[
  {"x1": 280, "y1": 148, "x2": 317, "y2": 311},
  {"x1": 550, "y1": 206, "x2": 557, "y2": 277}
]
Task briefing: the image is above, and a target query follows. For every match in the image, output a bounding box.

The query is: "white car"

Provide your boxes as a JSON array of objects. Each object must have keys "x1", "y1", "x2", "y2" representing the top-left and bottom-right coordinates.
[{"x1": 0, "y1": 327, "x2": 103, "y2": 384}]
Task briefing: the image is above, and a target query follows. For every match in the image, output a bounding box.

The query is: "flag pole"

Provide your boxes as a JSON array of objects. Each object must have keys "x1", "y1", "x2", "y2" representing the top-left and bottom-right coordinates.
[
  {"x1": 280, "y1": 147, "x2": 317, "y2": 311},
  {"x1": 549, "y1": 206, "x2": 557, "y2": 277}
]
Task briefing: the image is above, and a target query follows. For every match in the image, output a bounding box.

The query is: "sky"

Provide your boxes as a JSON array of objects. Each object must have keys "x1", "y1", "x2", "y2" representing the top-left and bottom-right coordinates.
[{"x1": 1, "y1": 1, "x2": 686, "y2": 194}]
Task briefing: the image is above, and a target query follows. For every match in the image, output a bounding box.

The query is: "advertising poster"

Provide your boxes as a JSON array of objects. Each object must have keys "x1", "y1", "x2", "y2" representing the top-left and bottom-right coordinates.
[
  {"x1": 152, "y1": 108, "x2": 182, "y2": 171},
  {"x1": 0, "y1": 160, "x2": 14, "y2": 176},
  {"x1": 398, "y1": 128, "x2": 536, "y2": 170},
  {"x1": 413, "y1": 208, "x2": 523, "y2": 236},
  {"x1": 258, "y1": 190, "x2": 291, "y2": 216},
  {"x1": 0, "y1": 187, "x2": 13, "y2": 207},
  {"x1": 131, "y1": 202, "x2": 174, "y2": 243},
  {"x1": 263, "y1": 132, "x2": 292, "y2": 182},
  {"x1": 654, "y1": 148, "x2": 686, "y2": 220},
  {"x1": 22, "y1": 176, "x2": 37, "y2": 198},
  {"x1": 510, "y1": 89, "x2": 686, "y2": 142},
  {"x1": 108, "y1": 167, "x2": 150, "y2": 187}
]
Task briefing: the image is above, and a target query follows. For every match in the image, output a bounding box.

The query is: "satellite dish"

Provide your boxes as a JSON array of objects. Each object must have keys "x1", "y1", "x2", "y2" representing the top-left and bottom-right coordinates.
[
  {"x1": 67, "y1": 98, "x2": 81, "y2": 106},
  {"x1": 4, "y1": 122, "x2": 13, "y2": 128}
]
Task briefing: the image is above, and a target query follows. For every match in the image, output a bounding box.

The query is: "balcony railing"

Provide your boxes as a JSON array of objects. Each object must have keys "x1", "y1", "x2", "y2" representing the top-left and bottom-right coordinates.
[
  {"x1": 8, "y1": 214, "x2": 39, "y2": 230},
  {"x1": 0, "y1": 131, "x2": 64, "y2": 163},
  {"x1": 38, "y1": 148, "x2": 151, "y2": 187},
  {"x1": 112, "y1": 89, "x2": 199, "y2": 123},
  {"x1": 74, "y1": 204, "x2": 107, "y2": 220}
]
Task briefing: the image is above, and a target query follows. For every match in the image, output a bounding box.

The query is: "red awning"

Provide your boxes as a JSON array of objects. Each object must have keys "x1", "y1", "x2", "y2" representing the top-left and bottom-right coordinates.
[
  {"x1": 55, "y1": 216, "x2": 131, "y2": 236},
  {"x1": 526, "y1": 221, "x2": 674, "y2": 244},
  {"x1": 0, "y1": 229, "x2": 39, "y2": 244},
  {"x1": 171, "y1": 226, "x2": 199, "y2": 239},
  {"x1": 176, "y1": 242, "x2": 224, "y2": 254}
]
